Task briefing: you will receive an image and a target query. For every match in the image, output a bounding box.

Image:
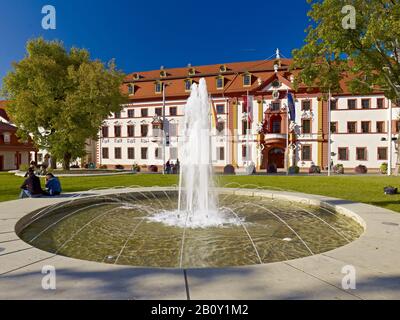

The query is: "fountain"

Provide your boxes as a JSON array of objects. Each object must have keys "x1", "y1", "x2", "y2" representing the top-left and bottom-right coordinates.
[
  {"x1": 17, "y1": 78, "x2": 364, "y2": 268},
  {"x1": 147, "y1": 78, "x2": 241, "y2": 228}
]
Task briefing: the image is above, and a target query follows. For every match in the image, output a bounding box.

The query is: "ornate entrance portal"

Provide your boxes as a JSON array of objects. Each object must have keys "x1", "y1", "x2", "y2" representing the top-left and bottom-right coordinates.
[{"x1": 261, "y1": 145, "x2": 286, "y2": 171}]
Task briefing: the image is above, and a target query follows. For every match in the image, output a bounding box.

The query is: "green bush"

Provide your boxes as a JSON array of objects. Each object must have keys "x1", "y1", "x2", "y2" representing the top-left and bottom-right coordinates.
[
  {"x1": 333, "y1": 164, "x2": 344, "y2": 174},
  {"x1": 288, "y1": 166, "x2": 300, "y2": 174},
  {"x1": 19, "y1": 164, "x2": 30, "y2": 172},
  {"x1": 380, "y1": 163, "x2": 388, "y2": 174}
]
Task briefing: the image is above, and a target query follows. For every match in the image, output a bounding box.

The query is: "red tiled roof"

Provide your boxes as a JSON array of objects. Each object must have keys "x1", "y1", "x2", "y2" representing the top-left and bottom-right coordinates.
[
  {"x1": 123, "y1": 59, "x2": 294, "y2": 100},
  {"x1": 0, "y1": 122, "x2": 16, "y2": 132}
]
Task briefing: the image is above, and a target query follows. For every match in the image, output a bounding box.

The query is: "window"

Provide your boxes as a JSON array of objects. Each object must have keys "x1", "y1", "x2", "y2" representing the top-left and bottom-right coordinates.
[
  {"x1": 377, "y1": 98, "x2": 384, "y2": 109},
  {"x1": 219, "y1": 65, "x2": 227, "y2": 73},
  {"x1": 242, "y1": 120, "x2": 251, "y2": 135},
  {"x1": 338, "y1": 148, "x2": 348, "y2": 161},
  {"x1": 217, "y1": 147, "x2": 225, "y2": 161},
  {"x1": 141, "y1": 124, "x2": 148, "y2": 137},
  {"x1": 170, "y1": 147, "x2": 178, "y2": 159},
  {"x1": 302, "y1": 100, "x2": 311, "y2": 111},
  {"x1": 188, "y1": 68, "x2": 196, "y2": 76},
  {"x1": 272, "y1": 119, "x2": 281, "y2": 133},
  {"x1": 169, "y1": 107, "x2": 177, "y2": 116},
  {"x1": 127, "y1": 125, "x2": 135, "y2": 137},
  {"x1": 141, "y1": 108, "x2": 148, "y2": 117},
  {"x1": 396, "y1": 121, "x2": 400, "y2": 133},
  {"x1": 356, "y1": 147, "x2": 367, "y2": 161},
  {"x1": 114, "y1": 126, "x2": 121, "y2": 137},
  {"x1": 378, "y1": 147, "x2": 388, "y2": 160},
  {"x1": 102, "y1": 148, "x2": 109, "y2": 159},
  {"x1": 128, "y1": 109, "x2": 135, "y2": 118},
  {"x1": 347, "y1": 122, "x2": 357, "y2": 133},
  {"x1": 184, "y1": 79, "x2": 192, "y2": 91},
  {"x1": 271, "y1": 102, "x2": 280, "y2": 111},
  {"x1": 330, "y1": 99, "x2": 337, "y2": 110},
  {"x1": 128, "y1": 148, "x2": 135, "y2": 160},
  {"x1": 128, "y1": 84, "x2": 134, "y2": 95},
  {"x1": 361, "y1": 121, "x2": 370, "y2": 133},
  {"x1": 347, "y1": 99, "x2": 357, "y2": 109},
  {"x1": 216, "y1": 104, "x2": 225, "y2": 114},
  {"x1": 376, "y1": 121, "x2": 385, "y2": 133},
  {"x1": 37, "y1": 153, "x2": 43, "y2": 163},
  {"x1": 361, "y1": 99, "x2": 370, "y2": 109},
  {"x1": 302, "y1": 119, "x2": 311, "y2": 134},
  {"x1": 216, "y1": 76, "x2": 224, "y2": 90},
  {"x1": 169, "y1": 123, "x2": 178, "y2": 137},
  {"x1": 114, "y1": 111, "x2": 121, "y2": 118},
  {"x1": 242, "y1": 145, "x2": 251, "y2": 160},
  {"x1": 216, "y1": 121, "x2": 225, "y2": 133},
  {"x1": 141, "y1": 147, "x2": 148, "y2": 159},
  {"x1": 155, "y1": 81, "x2": 163, "y2": 94},
  {"x1": 155, "y1": 108, "x2": 162, "y2": 116},
  {"x1": 155, "y1": 147, "x2": 162, "y2": 160},
  {"x1": 243, "y1": 73, "x2": 251, "y2": 87},
  {"x1": 330, "y1": 122, "x2": 338, "y2": 133},
  {"x1": 114, "y1": 147, "x2": 122, "y2": 159},
  {"x1": 160, "y1": 70, "x2": 166, "y2": 78},
  {"x1": 301, "y1": 145, "x2": 311, "y2": 161},
  {"x1": 101, "y1": 126, "x2": 109, "y2": 138}
]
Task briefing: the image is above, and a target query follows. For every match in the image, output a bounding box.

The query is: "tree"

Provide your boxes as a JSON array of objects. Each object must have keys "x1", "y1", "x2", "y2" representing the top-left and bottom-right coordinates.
[
  {"x1": 2, "y1": 38, "x2": 127, "y2": 169},
  {"x1": 293, "y1": 0, "x2": 400, "y2": 169},
  {"x1": 293, "y1": 0, "x2": 400, "y2": 99}
]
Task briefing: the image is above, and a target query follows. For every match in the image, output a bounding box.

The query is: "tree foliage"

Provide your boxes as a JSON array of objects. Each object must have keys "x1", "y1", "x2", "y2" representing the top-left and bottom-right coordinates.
[
  {"x1": 2, "y1": 38, "x2": 127, "y2": 169},
  {"x1": 292, "y1": 0, "x2": 400, "y2": 101}
]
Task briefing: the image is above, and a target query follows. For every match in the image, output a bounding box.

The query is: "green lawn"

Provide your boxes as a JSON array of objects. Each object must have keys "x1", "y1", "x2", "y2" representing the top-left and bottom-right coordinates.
[{"x1": 2, "y1": 172, "x2": 400, "y2": 213}]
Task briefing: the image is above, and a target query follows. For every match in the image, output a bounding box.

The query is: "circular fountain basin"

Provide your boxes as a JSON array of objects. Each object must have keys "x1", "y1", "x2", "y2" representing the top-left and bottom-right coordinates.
[{"x1": 17, "y1": 189, "x2": 363, "y2": 268}]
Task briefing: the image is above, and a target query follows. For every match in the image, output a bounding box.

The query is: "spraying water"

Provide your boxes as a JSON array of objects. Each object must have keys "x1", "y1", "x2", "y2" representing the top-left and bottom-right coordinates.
[{"x1": 148, "y1": 78, "x2": 241, "y2": 228}]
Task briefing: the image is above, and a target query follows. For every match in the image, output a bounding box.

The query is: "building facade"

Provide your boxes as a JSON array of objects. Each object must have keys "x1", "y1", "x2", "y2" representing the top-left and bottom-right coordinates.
[
  {"x1": 97, "y1": 57, "x2": 399, "y2": 173},
  {"x1": 0, "y1": 101, "x2": 36, "y2": 171}
]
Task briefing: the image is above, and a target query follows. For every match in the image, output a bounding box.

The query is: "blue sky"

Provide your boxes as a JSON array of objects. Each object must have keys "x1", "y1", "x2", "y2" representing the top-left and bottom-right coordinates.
[{"x1": 0, "y1": 0, "x2": 311, "y2": 87}]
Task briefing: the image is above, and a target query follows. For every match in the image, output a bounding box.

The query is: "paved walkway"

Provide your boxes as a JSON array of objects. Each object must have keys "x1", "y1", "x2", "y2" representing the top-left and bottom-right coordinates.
[{"x1": 0, "y1": 187, "x2": 399, "y2": 300}]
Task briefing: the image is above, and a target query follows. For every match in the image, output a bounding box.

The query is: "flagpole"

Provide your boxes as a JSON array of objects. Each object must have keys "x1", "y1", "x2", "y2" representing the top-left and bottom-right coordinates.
[
  {"x1": 286, "y1": 90, "x2": 289, "y2": 175},
  {"x1": 328, "y1": 90, "x2": 332, "y2": 177},
  {"x1": 162, "y1": 82, "x2": 166, "y2": 175},
  {"x1": 388, "y1": 98, "x2": 392, "y2": 176},
  {"x1": 246, "y1": 90, "x2": 250, "y2": 165}
]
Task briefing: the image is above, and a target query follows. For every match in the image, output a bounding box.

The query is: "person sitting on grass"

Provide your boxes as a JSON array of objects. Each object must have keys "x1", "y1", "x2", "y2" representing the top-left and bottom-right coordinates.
[
  {"x1": 20, "y1": 167, "x2": 43, "y2": 198},
  {"x1": 43, "y1": 173, "x2": 62, "y2": 196}
]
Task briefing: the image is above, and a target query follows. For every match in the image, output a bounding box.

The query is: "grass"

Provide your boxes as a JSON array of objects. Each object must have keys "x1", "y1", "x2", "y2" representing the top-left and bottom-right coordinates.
[{"x1": 2, "y1": 172, "x2": 400, "y2": 213}]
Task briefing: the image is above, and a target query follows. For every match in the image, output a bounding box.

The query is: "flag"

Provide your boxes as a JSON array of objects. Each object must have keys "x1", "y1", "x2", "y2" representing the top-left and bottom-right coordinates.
[
  {"x1": 210, "y1": 98, "x2": 218, "y2": 128},
  {"x1": 287, "y1": 92, "x2": 296, "y2": 122},
  {"x1": 248, "y1": 95, "x2": 254, "y2": 124},
  {"x1": 242, "y1": 95, "x2": 254, "y2": 123}
]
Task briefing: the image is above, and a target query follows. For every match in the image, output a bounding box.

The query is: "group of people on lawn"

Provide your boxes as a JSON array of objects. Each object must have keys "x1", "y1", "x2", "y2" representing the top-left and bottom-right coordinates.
[{"x1": 20, "y1": 166, "x2": 62, "y2": 199}]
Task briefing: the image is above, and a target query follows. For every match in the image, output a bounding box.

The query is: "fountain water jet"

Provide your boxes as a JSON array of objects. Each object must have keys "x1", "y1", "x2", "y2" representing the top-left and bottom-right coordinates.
[{"x1": 148, "y1": 78, "x2": 241, "y2": 228}]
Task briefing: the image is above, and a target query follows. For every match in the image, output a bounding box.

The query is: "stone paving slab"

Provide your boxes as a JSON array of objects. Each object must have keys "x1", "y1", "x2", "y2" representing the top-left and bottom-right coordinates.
[
  {"x1": 0, "y1": 255, "x2": 186, "y2": 300},
  {"x1": 186, "y1": 263, "x2": 359, "y2": 300}
]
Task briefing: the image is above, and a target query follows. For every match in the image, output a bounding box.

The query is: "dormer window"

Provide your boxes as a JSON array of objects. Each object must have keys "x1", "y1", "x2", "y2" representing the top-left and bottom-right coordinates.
[
  {"x1": 219, "y1": 65, "x2": 227, "y2": 73},
  {"x1": 160, "y1": 70, "x2": 167, "y2": 78},
  {"x1": 128, "y1": 84, "x2": 134, "y2": 95},
  {"x1": 184, "y1": 79, "x2": 193, "y2": 92},
  {"x1": 155, "y1": 81, "x2": 163, "y2": 94},
  {"x1": 243, "y1": 72, "x2": 252, "y2": 87},
  {"x1": 216, "y1": 76, "x2": 224, "y2": 90},
  {"x1": 272, "y1": 80, "x2": 281, "y2": 88},
  {"x1": 133, "y1": 73, "x2": 140, "y2": 80},
  {"x1": 188, "y1": 68, "x2": 196, "y2": 76}
]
